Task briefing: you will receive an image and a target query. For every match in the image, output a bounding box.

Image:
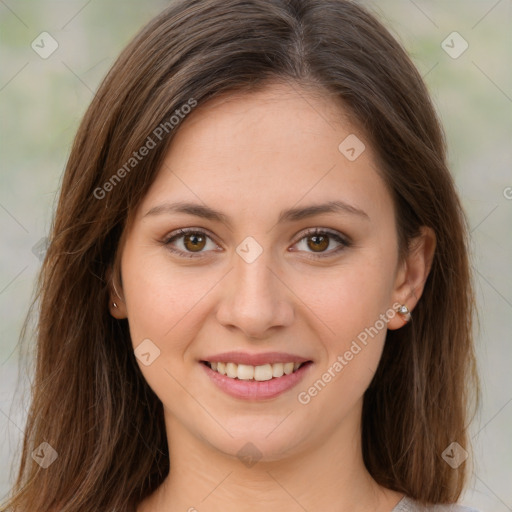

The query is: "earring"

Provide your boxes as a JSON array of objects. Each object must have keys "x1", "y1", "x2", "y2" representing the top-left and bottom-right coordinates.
[
  {"x1": 111, "y1": 278, "x2": 122, "y2": 309},
  {"x1": 397, "y1": 304, "x2": 411, "y2": 322}
]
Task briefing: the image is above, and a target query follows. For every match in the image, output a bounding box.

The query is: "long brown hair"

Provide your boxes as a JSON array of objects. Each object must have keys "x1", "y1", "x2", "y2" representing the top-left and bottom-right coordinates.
[{"x1": 2, "y1": 0, "x2": 479, "y2": 510}]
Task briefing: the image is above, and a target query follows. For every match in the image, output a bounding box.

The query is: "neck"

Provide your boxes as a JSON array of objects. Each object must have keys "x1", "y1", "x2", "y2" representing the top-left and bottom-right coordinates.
[{"x1": 139, "y1": 403, "x2": 404, "y2": 512}]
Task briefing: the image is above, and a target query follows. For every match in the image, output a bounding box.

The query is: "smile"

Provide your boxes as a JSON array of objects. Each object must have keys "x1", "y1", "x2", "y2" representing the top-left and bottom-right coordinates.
[
  {"x1": 202, "y1": 361, "x2": 307, "y2": 381},
  {"x1": 200, "y1": 360, "x2": 314, "y2": 400}
]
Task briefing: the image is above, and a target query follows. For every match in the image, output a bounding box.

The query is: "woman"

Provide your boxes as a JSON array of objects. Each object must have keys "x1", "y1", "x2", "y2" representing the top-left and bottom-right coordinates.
[{"x1": 2, "y1": 0, "x2": 479, "y2": 511}]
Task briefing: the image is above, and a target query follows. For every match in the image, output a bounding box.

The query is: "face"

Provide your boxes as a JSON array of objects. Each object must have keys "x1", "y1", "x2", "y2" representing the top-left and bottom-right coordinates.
[{"x1": 111, "y1": 82, "x2": 424, "y2": 461}]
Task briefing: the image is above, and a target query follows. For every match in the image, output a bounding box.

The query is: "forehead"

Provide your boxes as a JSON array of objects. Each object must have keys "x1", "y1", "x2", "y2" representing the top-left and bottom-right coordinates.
[{"x1": 137, "y1": 82, "x2": 393, "y2": 226}]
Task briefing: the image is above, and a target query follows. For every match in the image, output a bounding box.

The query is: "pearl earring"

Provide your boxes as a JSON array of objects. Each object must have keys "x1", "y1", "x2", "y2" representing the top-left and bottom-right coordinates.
[{"x1": 397, "y1": 304, "x2": 411, "y2": 322}]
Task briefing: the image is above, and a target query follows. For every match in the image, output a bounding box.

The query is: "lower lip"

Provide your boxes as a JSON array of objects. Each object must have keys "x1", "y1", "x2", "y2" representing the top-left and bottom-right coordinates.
[{"x1": 200, "y1": 362, "x2": 313, "y2": 400}]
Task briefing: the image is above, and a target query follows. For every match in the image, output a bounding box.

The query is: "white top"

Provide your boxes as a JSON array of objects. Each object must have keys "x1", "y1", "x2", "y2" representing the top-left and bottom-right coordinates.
[{"x1": 392, "y1": 496, "x2": 480, "y2": 511}]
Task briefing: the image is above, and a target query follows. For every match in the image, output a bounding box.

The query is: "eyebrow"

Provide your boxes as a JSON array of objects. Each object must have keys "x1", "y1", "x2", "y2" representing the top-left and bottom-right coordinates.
[{"x1": 143, "y1": 199, "x2": 370, "y2": 227}]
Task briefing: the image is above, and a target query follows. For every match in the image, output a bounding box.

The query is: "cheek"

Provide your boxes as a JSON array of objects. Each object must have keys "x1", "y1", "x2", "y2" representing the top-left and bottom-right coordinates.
[
  {"x1": 120, "y1": 247, "x2": 212, "y2": 404},
  {"x1": 295, "y1": 268, "x2": 392, "y2": 420},
  {"x1": 292, "y1": 249, "x2": 396, "y2": 400},
  {"x1": 294, "y1": 255, "x2": 395, "y2": 344},
  {"x1": 120, "y1": 244, "x2": 208, "y2": 351}
]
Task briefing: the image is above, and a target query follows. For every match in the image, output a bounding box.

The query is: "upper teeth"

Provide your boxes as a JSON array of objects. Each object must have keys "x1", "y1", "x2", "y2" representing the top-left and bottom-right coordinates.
[{"x1": 208, "y1": 361, "x2": 302, "y2": 381}]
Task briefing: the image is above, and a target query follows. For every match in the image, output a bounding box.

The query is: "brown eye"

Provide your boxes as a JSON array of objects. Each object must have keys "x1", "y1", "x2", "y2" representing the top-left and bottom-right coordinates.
[
  {"x1": 292, "y1": 229, "x2": 350, "y2": 258},
  {"x1": 183, "y1": 232, "x2": 206, "y2": 252},
  {"x1": 163, "y1": 228, "x2": 219, "y2": 258},
  {"x1": 307, "y1": 234, "x2": 329, "y2": 252}
]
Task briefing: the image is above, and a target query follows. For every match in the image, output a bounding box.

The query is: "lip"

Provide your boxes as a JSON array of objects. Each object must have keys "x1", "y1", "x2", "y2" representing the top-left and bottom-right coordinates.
[
  {"x1": 201, "y1": 351, "x2": 312, "y2": 366},
  {"x1": 200, "y1": 360, "x2": 314, "y2": 400}
]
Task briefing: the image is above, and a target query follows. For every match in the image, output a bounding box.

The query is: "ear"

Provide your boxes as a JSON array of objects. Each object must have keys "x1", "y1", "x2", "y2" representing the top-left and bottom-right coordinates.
[
  {"x1": 387, "y1": 226, "x2": 436, "y2": 330},
  {"x1": 106, "y1": 266, "x2": 128, "y2": 319}
]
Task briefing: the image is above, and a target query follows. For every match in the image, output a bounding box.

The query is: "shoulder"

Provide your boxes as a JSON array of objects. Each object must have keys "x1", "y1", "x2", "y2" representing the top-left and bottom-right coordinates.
[{"x1": 392, "y1": 496, "x2": 481, "y2": 512}]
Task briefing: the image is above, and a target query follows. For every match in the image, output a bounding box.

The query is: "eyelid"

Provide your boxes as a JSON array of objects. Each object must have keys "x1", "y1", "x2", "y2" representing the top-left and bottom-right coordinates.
[
  {"x1": 291, "y1": 227, "x2": 350, "y2": 247},
  {"x1": 163, "y1": 227, "x2": 219, "y2": 245}
]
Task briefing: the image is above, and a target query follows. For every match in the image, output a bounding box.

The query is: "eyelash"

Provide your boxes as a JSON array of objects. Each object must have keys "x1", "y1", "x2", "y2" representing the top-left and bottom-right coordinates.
[{"x1": 162, "y1": 227, "x2": 351, "y2": 260}]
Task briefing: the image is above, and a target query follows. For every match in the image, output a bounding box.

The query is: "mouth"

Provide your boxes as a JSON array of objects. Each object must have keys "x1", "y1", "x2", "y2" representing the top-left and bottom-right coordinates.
[
  {"x1": 199, "y1": 359, "x2": 314, "y2": 400},
  {"x1": 200, "y1": 360, "x2": 311, "y2": 381}
]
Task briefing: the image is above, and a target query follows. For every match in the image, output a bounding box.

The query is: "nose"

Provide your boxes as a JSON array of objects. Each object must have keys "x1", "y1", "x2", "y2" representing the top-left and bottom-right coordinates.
[{"x1": 215, "y1": 249, "x2": 294, "y2": 339}]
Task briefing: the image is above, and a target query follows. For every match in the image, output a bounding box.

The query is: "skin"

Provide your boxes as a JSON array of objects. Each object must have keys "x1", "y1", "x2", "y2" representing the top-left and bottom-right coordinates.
[{"x1": 109, "y1": 81, "x2": 436, "y2": 512}]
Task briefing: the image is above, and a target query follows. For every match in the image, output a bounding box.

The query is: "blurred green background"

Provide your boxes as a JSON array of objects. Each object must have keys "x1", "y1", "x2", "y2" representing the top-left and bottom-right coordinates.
[{"x1": 1, "y1": 1, "x2": 511, "y2": 510}]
